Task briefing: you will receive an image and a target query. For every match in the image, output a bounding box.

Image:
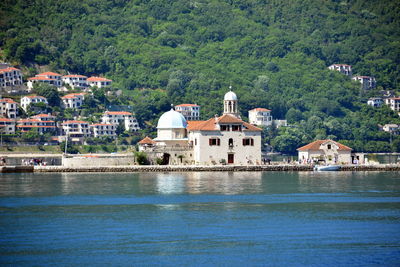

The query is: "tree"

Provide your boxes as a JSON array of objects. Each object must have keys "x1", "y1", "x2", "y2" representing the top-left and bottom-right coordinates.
[{"x1": 33, "y1": 83, "x2": 61, "y2": 107}]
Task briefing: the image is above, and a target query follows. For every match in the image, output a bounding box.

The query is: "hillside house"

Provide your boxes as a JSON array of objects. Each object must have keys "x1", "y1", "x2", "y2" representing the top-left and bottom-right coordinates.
[
  {"x1": 27, "y1": 72, "x2": 62, "y2": 91},
  {"x1": 0, "y1": 98, "x2": 18, "y2": 119},
  {"x1": 90, "y1": 123, "x2": 116, "y2": 138},
  {"x1": 21, "y1": 95, "x2": 48, "y2": 112},
  {"x1": 101, "y1": 111, "x2": 140, "y2": 131},
  {"x1": 328, "y1": 64, "x2": 352, "y2": 76},
  {"x1": 367, "y1": 97, "x2": 383, "y2": 107},
  {"x1": 87, "y1": 77, "x2": 112, "y2": 88},
  {"x1": 248, "y1": 108, "x2": 273, "y2": 127},
  {"x1": 385, "y1": 97, "x2": 400, "y2": 113},
  {"x1": 61, "y1": 120, "x2": 90, "y2": 143},
  {"x1": 0, "y1": 65, "x2": 23, "y2": 89},
  {"x1": 61, "y1": 93, "x2": 85, "y2": 109},
  {"x1": 382, "y1": 124, "x2": 400, "y2": 134},
  {"x1": 0, "y1": 118, "x2": 16, "y2": 134},
  {"x1": 62, "y1": 75, "x2": 88, "y2": 89},
  {"x1": 175, "y1": 104, "x2": 200, "y2": 121},
  {"x1": 352, "y1": 76, "x2": 376, "y2": 90}
]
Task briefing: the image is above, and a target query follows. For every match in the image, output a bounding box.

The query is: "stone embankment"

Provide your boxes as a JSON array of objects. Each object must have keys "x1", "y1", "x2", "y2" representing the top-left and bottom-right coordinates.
[{"x1": 32, "y1": 164, "x2": 400, "y2": 173}]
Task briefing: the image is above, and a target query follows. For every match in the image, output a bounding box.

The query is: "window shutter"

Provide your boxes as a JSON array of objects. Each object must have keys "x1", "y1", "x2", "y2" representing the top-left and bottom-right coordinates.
[
  {"x1": 209, "y1": 139, "x2": 212, "y2": 146},
  {"x1": 217, "y1": 138, "x2": 220, "y2": 146},
  {"x1": 251, "y1": 138, "x2": 254, "y2": 146},
  {"x1": 243, "y1": 139, "x2": 246, "y2": 146}
]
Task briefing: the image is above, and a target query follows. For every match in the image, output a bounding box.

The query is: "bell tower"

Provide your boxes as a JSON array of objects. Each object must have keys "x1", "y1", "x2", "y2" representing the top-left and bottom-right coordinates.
[{"x1": 223, "y1": 86, "x2": 240, "y2": 118}]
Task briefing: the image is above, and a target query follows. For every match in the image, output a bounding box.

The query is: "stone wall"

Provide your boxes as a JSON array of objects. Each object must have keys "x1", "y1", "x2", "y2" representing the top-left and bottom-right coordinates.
[{"x1": 61, "y1": 155, "x2": 135, "y2": 168}]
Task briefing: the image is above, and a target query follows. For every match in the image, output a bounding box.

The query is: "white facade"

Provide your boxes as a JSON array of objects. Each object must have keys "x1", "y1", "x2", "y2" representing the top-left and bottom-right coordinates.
[
  {"x1": 385, "y1": 97, "x2": 400, "y2": 113},
  {"x1": 90, "y1": 123, "x2": 116, "y2": 138},
  {"x1": 87, "y1": 77, "x2": 112, "y2": 88},
  {"x1": 175, "y1": 104, "x2": 200, "y2": 121},
  {"x1": 17, "y1": 118, "x2": 56, "y2": 134},
  {"x1": 352, "y1": 76, "x2": 376, "y2": 90},
  {"x1": 382, "y1": 124, "x2": 400, "y2": 134},
  {"x1": 328, "y1": 64, "x2": 352, "y2": 76},
  {"x1": 27, "y1": 72, "x2": 62, "y2": 90},
  {"x1": 0, "y1": 118, "x2": 16, "y2": 134},
  {"x1": 101, "y1": 111, "x2": 140, "y2": 131},
  {"x1": 249, "y1": 108, "x2": 272, "y2": 126},
  {"x1": 367, "y1": 97, "x2": 383, "y2": 107},
  {"x1": 62, "y1": 93, "x2": 85, "y2": 109},
  {"x1": 62, "y1": 75, "x2": 88, "y2": 89},
  {"x1": 0, "y1": 98, "x2": 18, "y2": 119},
  {"x1": 298, "y1": 140, "x2": 354, "y2": 164},
  {"x1": 0, "y1": 66, "x2": 23, "y2": 89},
  {"x1": 21, "y1": 95, "x2": 48, "y2": 112},
  {"x1": 62, "y1": 120, "x2": 90, "y2": 143}
]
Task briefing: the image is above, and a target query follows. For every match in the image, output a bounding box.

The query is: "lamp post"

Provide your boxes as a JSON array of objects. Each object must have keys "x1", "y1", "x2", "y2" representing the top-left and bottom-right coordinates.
[{"x1": 64, "y1": 128, "x2": 69, "y2": 155}]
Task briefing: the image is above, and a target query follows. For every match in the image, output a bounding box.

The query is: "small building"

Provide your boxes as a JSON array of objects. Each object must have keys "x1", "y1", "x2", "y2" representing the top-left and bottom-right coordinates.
[
  {"x1": 61, "y1": 120, "x2": 91, "y2": 143},
  {"x1": 90, "y1": 123, "x2": 116, "y2": 138},
  {"x1": 297, "y1": 139, "x2": 355, "y2": 164},
  {"x1": 175, "y1": 104, "x2": 200, "y2": 121},
  {"x1": 367, "y1": 97, "x2": 383, "y2": 108},
  {"x1": 0, "y1": 118, "x2": 16, "y2": 134},
  {"x1": 20, "y1": 95, "x2": 48, "y2": 112},
  {"x1": 0, "y1": 97, "x2": 18, "y2": 119},
  {"x1": 382, "y1": 124, "x2": 400, "y2": 134},
  {"x1": 61, "y1": 93, "x2": 85, "y2": 109},
  {"x1": 138, "y1": 136, "x2": 156, "y2": 152},
  {"x1": 248, "y1": 108, "x2": 272, "y2": 127},
  {"x1": 385, "y1": 97, "x2": 400, "y2": 113},
  {"x1": 328, "y1": 64, "x2": 352, "y2": 76},
  {"x1": 0, "y1": 65, "x2": 23, "y2": 89},
  {"x1": 27, "y1": 72, "x2": 62, "y2": 91},
  {"x1": 87, "y1": 77, "x2": 112, "y2": 88},
  {"x1": 31, "y1": 113, "x2": 56, "y2": 122},
  {"x1": 17, "y1": 118, "x2": 57, "y2": 134},
  {"x1": 62, "y1": 75, "x2": 88, "y2": 89},
  {"x1": 101, "y1": 111, "x2": 140, "y2": 131},
  {"x1": 352, "y1": 76, "x2": 376, "y2": 90}
]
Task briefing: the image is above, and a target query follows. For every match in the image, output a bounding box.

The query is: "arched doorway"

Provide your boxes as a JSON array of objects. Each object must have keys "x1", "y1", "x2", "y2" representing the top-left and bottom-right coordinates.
[{"x1": 162, "y1": 153, "x2": 170, "y2": 165}]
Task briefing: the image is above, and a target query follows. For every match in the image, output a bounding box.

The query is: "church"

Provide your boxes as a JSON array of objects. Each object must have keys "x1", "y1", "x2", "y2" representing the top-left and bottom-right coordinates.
[{"x1": 139, "y1": 89, "x2": 262, "y2": 165}]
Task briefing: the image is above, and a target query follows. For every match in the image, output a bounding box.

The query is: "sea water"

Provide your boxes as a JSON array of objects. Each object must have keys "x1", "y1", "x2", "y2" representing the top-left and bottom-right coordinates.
[{"x1": 0, "y1": 171, "x2": 399, "y2": 266}]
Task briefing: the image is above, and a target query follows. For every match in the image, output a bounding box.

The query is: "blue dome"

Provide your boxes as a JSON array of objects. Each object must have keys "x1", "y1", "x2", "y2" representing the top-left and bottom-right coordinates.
[{"x1": 157, "y1": 108, "x2": 187, "y2": 129}]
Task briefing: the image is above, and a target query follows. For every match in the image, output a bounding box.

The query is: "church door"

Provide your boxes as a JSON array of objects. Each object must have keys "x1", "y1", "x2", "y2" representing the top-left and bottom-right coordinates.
[{"x1": 228, "y1": 153, "x2": 234, "y2": 164}]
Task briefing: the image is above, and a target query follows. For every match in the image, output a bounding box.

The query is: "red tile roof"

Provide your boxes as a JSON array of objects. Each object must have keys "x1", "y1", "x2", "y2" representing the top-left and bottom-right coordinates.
[
  {"x1": 28, "y1": 77, "x2": 56, "y2": 81},
  {"x1": 62, "y1": 75, "x2": 87, "y2": 78},
  {"x1": 37, "y1": 72, "x2": 61, "y2": 77},
  {"x1": 62, "y1": 120, "x2": 89, "y2": 124},
  {"x1": 0, "y1": 67, "x2": 20, "y2": 73},
  {"x1": 105, "y1": 111, "x2": 132, "y2": 116},
  {"x1": 249, "y1": 108, "x2": 271, "y2": 112},
  {"x1": 62, "y1": 93, "x2": 85, "y2": 99},
  {"x1": 176, "y1": 104, "x2": 199, "y2": 107},
  {"x1": 87, "y1": 77, "x2": 112, "y2": 82},
  {"x1": 25, "y1": 95, "x2": 47, "y2": 99},
  {"x1": 138, "y1": 136, "x2": 156, "y2": 145},
  {"x1": 32, "y1": 114, "x2": 54, "y2": 118},
  {"x1": 187, "y1": 114, "x2": 262, "y2": 132},
  {"x1": 0, "y1": 98, "x2": 17, "y2": 104},
  {"x1": 91, "y1": 123, "x2": 114, "y2": 126},
  {"x1": 297, "y1": 140, "x2": 352, "y2": 151},
  {"x1": 0, "y1": 118, "x2": 14, "y2": 122}
]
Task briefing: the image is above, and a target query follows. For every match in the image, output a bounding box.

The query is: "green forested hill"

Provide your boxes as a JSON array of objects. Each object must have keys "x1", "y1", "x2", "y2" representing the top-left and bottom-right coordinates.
[{"x1": 1, "y1": 0, "x2": 400, "y2": 153}]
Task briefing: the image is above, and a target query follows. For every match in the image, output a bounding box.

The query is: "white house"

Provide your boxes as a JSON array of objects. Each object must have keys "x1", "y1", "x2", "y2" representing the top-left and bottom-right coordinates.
[
  {"x1": 144, "y1": 89, "x2": 262, "y2": 165},
  {"x1": 61, "y1": 120, "x2": 90, "y2": 143},
  {"x1": 27, "y1": 72, "x2": 62, "y2": 91},
  {"x1": 352, "y1": 76, "x2": 376, "y2": 90},
  {"x1": 0, "y1": 118, "x2": 16, "y2": 134},
  {"x1": 249, "y1": 108, "x2": 272, "y2": 127},
  {"x1": 61, "y1": 93, "x2": 85, "y2": 109},
  {"x1": 17, "y1": 118, "x2": 56, "y2": 134},
  {"x1": 297, "y1": 139, "x2": 356, "y2": 164},
  {"x1": 175, "y1": 104, "x2": 200, "y2": 121},
  {"x1": 0, "y1": 66, "x2": 23, "y2": 89},
  {"x1": 101, "y1": 111, "x2": 140, "y2": 131},
  {"x1": 385, "y1": 97, "x2": 400, "y2": 113},
  {"x1": 328, "y1": 64, "x2": 352, "y2": 76},
  {"x1": 90, "y1": 123, "x2": 116, "y2": 138},
  {"x1": 20, "y1": 95, "x2": 48, "y2": 112},
  {"x1": 87, "y1": 77, "x2": 112, "y2": 88},
  {"x1": 31, "y1": 113, "x2": 56, "y2": 122},
  {"x1": 367, "y1": 97, "x2": 383, "y2": 107},
  {"x1": 0, "y1": 97, "x2": 18, "y2": 119},
  {"x1": 138, "y1": 136, "x2": 156, "y2": 152},
  {"x1": 382, "y1": 124, "x2": 400, "y2": 134},
  {"x1": 62, "y1": 75, "x2": 88, "y2": 89}
]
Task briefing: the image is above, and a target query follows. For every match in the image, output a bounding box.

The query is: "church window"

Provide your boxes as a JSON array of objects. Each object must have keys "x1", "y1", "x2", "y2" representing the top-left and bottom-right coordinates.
[
  {"x1": 209, "y1": 138, "x2": 220, "y2": 146},
  {"x1": 232, "y1": 125, "x2": 242, "y2": 131},
  {"x1": 220, "y1": 125, "x2": 229, "y2": 131},
  {"x1": 229, "y1": 138, "x2": 234, "y2": 147},
  {"x1": 243, "y1": 138, "x2": 254, "y2": 146}
]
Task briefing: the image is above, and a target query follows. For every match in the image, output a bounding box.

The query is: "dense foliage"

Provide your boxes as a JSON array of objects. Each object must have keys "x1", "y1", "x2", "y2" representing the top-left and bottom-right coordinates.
[{"x1": 1, "y1": 0, "x2": 400, "y2": 153}]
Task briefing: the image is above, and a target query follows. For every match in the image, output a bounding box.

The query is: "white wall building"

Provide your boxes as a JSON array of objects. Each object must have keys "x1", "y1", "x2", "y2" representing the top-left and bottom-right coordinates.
[
  {"x1": 385, "y1": 97, "x2": 400, "y2": 113},
  {"x1": 297, "y1": 139, "x2": 355, "y2": 164},
  {"x1": 61, "y1": 93, "x2": 85, "y2": 109},
  {"x1": 382, "y1": 124, "x2": 400, "y2": 134},
  {"x1": 0, "y1": 118, "x2": 16, "y2": 134},
  {"x1": 175, "y1": 104, "x2": 200, "y2": 121},
  {"x1": 0, "y1": 98, "x2": 18, "y2": 119},
  {"x1": 17, "y1": 118, "x2": 56, "y2": 134},
  {"x1": 62, "y1": 120, "x2": 90, "y2": 143},
  {"x1": 0, "y1": 66, "x2": 23, "y2": 89},
  {"x1": 352, "y1": 75, "x2": 376, "y2": 90},
  {"x1": 90, "y1": 123, "x2": 116, "y2": 138},
  {"x1": 62, "y1": 75, "x2": 88, "y2": 89},
  {"x1": 249, "y1": 108, "x2": 272, "y2": 127},
  {"x1": 20, "y1": 95, "x2": 48, "y2": 112},
  {"x1": 87, "y1": 77, "x2": 112, "y2": 88},
  {"x1": 367, "y1": 97, "x2": 383, "y2": 107},
  {"x1": 27, "y1": 72, "x2": 62, "y2": 91},
  {"x1": 328, "y1": 64, "x2": 352, "y2": 76},
  {"x1": 101, "y1": 111, "x2": 140, "y2": 131}
]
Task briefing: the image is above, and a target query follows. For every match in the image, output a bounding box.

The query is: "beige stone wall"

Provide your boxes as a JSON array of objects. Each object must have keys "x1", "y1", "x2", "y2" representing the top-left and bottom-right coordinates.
[{"x1": 62, "y1": 156, "x2": 135, "y2": 167}]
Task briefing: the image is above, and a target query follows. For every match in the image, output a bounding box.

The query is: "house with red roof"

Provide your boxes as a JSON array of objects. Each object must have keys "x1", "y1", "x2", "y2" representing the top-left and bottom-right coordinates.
[
  {"x1": 61, "y1": 93, "x2": 85, "y2": 109},
  {"x1": 385, "y1": 97, "x2": 400, "y2": 114},
  {"x1": 87, "y1": 77, "x2": 112, "y2": 88},
  {"x1": 17, "y1": 118, "x2": 56, "y2": 134},
  {"x1": 61, "y1": 120, "x2": 91, "y2": 143},
  {"x1": 0, "y1": 97, "x2": 18, "y2": 119},
  {"x1": 352, "y1": 75, "x2": 376, "y2": 90},
  {"x1": 20, "y1": 95, "x2": 48, "y2": 112},
  {"x1": 248, "y1": 108, "x2": 272, "y2": 127},
  {"x1": 62, "y1": 75, "x2": 88, "y2": 89},
  {"x1": 0, "y1": 65, "x2": 23, "y2": 89},
  {"x1": 0, "y1": 118, "x2": 16, "y2": 134},
  {"x1": 90, "y1": 123, "x2": 116, "y2": 138},
  {"x1": 101, "y1": 111, "x2": 140, "y2": 131},
  {"x1": 328, "y1": 64, "x2": 352, "y2": 76},
  {"x1": 27, "y1": 71, "x2": 62, "y2": 90},
  {"x1": 297, "y1": 139, "x2": 362, "y2": 164},
  {"x1": 175, "y1": 104, "x2": 200, "y2": 121}
]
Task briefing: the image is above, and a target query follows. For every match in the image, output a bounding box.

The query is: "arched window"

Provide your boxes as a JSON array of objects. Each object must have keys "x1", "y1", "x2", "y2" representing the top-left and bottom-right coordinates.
[{"x1": 229, "y1": 138, "x2": 233, "y2": 147}]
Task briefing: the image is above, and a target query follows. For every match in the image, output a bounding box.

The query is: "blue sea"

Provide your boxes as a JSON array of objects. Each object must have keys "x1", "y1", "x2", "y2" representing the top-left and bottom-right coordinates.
[{"x1": 0, "y1": 171, "x2": 399, "y2": 266}]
